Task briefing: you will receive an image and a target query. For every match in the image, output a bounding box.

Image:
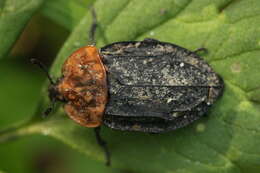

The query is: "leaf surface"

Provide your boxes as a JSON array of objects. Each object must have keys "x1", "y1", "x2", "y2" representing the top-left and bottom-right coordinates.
[
  {"x1": 0, "y1": 0, "x2": 43, "y2": 59},
  {"x1": 1, "y1": 0, "x2": 260, "y2": 172},
  {"x1": 40, "y1": 0, "x2": 94, "y2": 31}
]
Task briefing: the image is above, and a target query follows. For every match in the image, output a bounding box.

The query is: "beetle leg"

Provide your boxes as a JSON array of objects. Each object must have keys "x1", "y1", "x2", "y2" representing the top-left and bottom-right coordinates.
[
  {"x1": 207, "y1": 86, "x2": 216, "y2": 106},
  {"x1": 206, "y1": 86, "x2": 213, "y2": 105},
  {"x1": 94, "y1": 127, "x2": 111, "y2": 166},
  {"x1": 43, "y1": 98, "x2": 56, "y2": 118},
  {"x1": 194, "y1": 48, "x2": 208, "y2": 55},
  {"x1": 89, "y1": 7, "x2": 98, "y2": 45},
  {"x1": 143, "y1": 38, "x2": 160, "y2": 43}
]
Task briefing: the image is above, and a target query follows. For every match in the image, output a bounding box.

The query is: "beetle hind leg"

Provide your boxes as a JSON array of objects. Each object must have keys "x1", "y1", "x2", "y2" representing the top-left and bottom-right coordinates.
[
  {"x1": 194, "y1": 48, "x2": 208, "y2": 55},
  {"x1": 94, "y1": 127, "x2": 111, "y2": 166}
]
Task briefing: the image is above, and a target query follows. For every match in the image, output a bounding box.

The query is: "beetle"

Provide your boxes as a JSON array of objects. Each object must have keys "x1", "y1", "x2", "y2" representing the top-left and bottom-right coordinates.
[
  {"x1": 31, "y1": 9, "x2": 224, "y2": 166},
  {"x1": 101, "y1": 39, "x2": 224, "y2": 133}
]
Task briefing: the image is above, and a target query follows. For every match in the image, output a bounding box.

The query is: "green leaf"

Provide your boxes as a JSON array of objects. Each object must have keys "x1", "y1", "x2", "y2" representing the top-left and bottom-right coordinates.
[
  {"x1": 40, "y1": 0, "x2": 95, "y2": 31},
  {"x1": 0, "y1": 60, "x2": 44, "y2": 129},
  {"x1": 0, "y1": 0, "x2": 43, "y2": 59},
  {"x1": 1, "y1": 0, "x2": 260, "y2": 172}
]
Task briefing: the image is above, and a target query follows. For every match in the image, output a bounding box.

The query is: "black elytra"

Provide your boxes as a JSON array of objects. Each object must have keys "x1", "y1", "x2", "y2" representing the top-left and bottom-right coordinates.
[{"x1": 101, "y1": 39, "x2": 224, "y2": 133}]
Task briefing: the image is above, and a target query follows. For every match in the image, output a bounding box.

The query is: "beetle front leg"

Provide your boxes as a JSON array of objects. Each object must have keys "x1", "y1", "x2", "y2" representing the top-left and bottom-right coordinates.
[
  {"x1": 89, "y1": 7, "x2": 98, "y2": 44},
  {"x1": 43, "y1": 98, "x2": 56, "y2": 118},
  {"x1": 94, "y1": 127, "x2": 111, "y2": 166}
]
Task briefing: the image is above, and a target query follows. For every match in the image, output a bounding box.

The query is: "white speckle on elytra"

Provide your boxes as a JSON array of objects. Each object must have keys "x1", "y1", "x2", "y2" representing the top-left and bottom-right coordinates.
[
  {"x1": 167, "y1": 98, "x2": 174, "y2": 103},
  {"x1": 180, "y1": 62, "x2": 184, "y2": 67},
  {"x1": 171, "y1": 112, "x2": 179, "y2": 117},
  {"x1": 169, "y1": 79, "x2": 176, "y2": 85}
]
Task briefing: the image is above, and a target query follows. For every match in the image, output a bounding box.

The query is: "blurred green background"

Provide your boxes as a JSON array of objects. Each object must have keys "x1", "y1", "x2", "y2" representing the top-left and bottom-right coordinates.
[
  {"x1": 0, "y1": 4, "x2": 118, "y2": 173},
  {"x1": 1, "y1": 0, "x2": 260, "y2": 173}
]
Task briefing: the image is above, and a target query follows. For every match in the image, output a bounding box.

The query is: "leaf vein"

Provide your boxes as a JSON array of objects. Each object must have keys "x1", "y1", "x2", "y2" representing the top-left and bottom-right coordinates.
[
  {"x1": 196, "y1": 136, "x2": 241, "y2": 172},
  {"x1": 105, "y1": 0, "x2": 131, "y2": 29},
  {"x1": 133, "y1": 0, "x2": 192, "y2": 40}
]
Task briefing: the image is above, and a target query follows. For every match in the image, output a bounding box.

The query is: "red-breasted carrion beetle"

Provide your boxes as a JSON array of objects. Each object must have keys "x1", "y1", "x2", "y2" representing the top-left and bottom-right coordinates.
[{"x1": 31, "y1": 9, "x2": 224, "y2": 166}]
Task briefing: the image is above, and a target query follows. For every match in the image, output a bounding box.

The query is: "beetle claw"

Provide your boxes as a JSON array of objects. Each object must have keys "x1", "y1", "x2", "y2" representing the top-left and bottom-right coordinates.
[
  {"x1": 43, "y1": 107, "x2": 52, "y2": 118},
  {"x1": 194, "y1": 47, "x2": 208, "y2": 55}
]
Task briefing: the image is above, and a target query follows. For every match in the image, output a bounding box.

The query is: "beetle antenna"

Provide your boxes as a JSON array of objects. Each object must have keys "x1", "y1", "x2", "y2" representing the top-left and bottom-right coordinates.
[
  {"x1": 31, "y1": 58, "x2": 56, "y2": 117},
  {"x1": 30, "y1": 58, "x2": 55, "y2": 85},
  {"x1": 94, "y1": 127, "x2": 111, "y2": 166}
]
